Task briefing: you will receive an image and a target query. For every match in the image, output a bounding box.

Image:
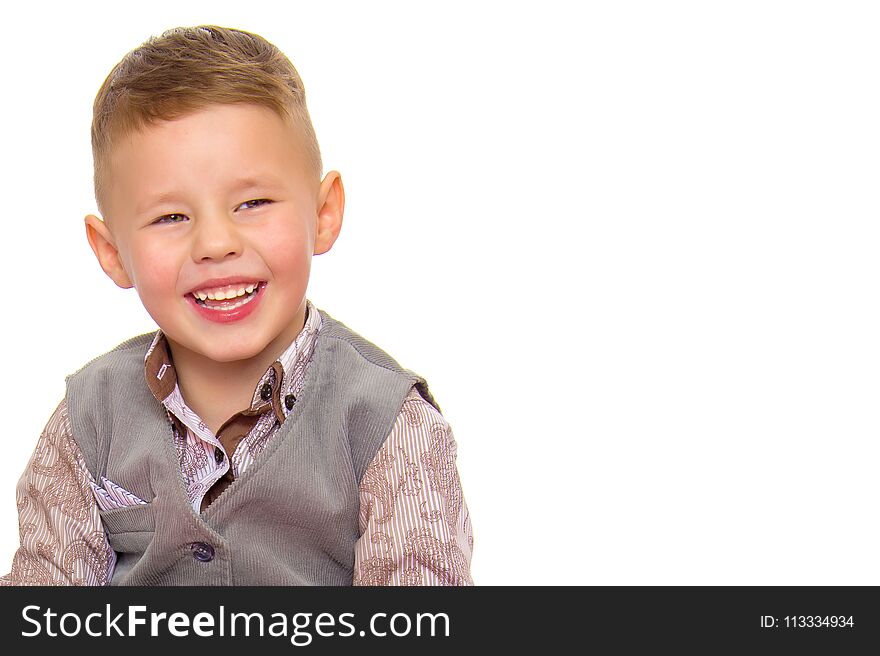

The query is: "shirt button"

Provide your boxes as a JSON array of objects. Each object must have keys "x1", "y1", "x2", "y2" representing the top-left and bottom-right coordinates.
[
  {"x1": 214, "y1": 447, "x2": 224, "y2": 464},
  {"x1": 285, "y1": 393, "x2": 296, "y2": 410},
  {"x1": 190, "y1": 542, "x2": 215, "y2": 562},
  {"x1": 260, "y1": 382, "x2": 272, "y2": 401}
]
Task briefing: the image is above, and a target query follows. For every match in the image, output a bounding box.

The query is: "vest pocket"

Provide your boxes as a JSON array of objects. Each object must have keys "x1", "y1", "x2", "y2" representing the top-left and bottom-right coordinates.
[{"x1": 99, "y1": 503, "x2": 155, "y2": 553}]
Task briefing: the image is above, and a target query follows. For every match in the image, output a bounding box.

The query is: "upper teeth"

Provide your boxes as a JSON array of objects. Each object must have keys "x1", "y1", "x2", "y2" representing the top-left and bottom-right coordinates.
[{"x1": 192, "y1": 283, "x2": 257, "y2": 301}]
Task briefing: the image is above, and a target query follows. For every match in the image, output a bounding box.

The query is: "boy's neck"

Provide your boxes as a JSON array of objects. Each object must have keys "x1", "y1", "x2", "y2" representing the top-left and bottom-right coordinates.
[{"x1": 166, "y1": 311, "x2": 307, "y2": 435}]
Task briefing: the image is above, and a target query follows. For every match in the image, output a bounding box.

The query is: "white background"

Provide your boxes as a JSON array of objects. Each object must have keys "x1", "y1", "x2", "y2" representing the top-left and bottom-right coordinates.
[{"x1": 0, "y1": 1, "x2": 878, "y2": 585}]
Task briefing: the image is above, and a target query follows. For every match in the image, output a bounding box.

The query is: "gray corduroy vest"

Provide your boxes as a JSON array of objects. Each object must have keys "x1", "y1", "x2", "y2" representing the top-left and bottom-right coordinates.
[{"x1": 64, "y1": 309, "x2": 438, "y2": 585}]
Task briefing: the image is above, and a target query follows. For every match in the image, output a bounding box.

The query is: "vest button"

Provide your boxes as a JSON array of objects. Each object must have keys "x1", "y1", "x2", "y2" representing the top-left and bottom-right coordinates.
[
  {"x1": 214, "y1": 447, "x2": 224, "y2": 464},
  {"x1": 260, "y1": 383, "x2": 272, "y2": 401},
  {"x1": 190, "y1": 542, "x2": 215, "y2": 562},
  {"x1": 285, "y1": 393, "x2": 296, "y2": 410}
]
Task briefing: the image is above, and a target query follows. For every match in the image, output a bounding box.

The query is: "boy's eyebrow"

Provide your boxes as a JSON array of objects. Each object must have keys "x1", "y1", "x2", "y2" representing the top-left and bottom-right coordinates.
[
  {"x1": 135, "y1": 190, "x2": 185, "y2": 217},
  {"x1": 134, "y1": 176, "x2": 286, "y2": 216},
  {"x1": 227, "y1": 175, "x2": 286, "y2": 193}
]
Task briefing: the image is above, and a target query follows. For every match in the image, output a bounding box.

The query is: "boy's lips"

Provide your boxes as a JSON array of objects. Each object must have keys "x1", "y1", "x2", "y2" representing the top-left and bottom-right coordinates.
[{"x1": 185, "y1": 281, "x2": 267, "y2": 324}]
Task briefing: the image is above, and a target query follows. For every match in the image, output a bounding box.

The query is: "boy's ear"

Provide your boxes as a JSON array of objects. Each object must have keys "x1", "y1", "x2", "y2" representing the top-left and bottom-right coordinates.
[
  {"x1": 314, "y1": 171, "x2": 344, "y2": 256},
  {"x1": 84, "y1": 214, "x2": 134, "y2": 289}
]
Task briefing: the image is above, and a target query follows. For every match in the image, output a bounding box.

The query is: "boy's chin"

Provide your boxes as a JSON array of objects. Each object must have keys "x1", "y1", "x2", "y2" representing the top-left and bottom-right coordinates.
[
  {"x1": 166, "y1": 333, "x2": 273, "y2": 366},
  {"x1": 195, "y1": 341, "x2": 272, "y2": 364}
]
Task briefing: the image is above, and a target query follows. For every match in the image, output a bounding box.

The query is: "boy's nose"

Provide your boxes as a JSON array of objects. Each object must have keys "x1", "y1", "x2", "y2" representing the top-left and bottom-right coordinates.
[{"x1": 190, "y1": 213, "x2": 243, "y2": 262}]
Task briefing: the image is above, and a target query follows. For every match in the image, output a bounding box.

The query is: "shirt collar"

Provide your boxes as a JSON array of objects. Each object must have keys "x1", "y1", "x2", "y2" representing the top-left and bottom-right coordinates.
[{"x1": 144, "y1": 299, "x2": 322, "y2": 422}]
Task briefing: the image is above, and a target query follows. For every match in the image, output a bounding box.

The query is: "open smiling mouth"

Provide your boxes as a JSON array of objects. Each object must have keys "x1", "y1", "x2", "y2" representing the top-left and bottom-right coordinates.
[{"x1": 191, "y1": 282, "x2": 267, "y2": 311}]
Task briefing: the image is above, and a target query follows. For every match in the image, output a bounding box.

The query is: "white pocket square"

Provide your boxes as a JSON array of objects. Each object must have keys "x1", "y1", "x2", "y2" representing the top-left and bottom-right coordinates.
[{"x1": 90, "y1": 476, "x2": 148, "y2": 512}]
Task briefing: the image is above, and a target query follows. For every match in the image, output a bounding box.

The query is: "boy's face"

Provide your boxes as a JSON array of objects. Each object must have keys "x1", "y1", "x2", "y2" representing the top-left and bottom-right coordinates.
[{"x1": 85, "y1": 104, "x2": 343, "y2": 368}]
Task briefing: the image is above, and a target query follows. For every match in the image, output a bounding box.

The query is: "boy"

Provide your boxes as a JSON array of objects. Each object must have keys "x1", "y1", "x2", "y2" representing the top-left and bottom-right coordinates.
[{"x1": 0, "y1": 25, "x2": 472, "y2": 586}]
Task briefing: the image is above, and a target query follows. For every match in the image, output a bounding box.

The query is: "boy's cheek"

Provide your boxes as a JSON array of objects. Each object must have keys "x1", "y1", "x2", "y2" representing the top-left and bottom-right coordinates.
[{"x1": 125, "y1": 257, "x2": 181, "y2": 298}]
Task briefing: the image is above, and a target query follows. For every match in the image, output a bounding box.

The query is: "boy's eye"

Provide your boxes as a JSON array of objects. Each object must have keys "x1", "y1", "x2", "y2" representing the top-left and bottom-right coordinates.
[
  {"x1": 154, "y1": 213, "x2": 188, "y2": 224},
  {"x1": 236, "y1": 199, "x2": 272, "y2": 211}
]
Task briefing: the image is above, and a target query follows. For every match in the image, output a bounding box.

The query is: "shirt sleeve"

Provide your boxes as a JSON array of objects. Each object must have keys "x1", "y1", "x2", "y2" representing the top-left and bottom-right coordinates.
[
  {"x1": 0, "y1": 399, "x2": 115, "y2": 585},
  {"x1": 354, "y1": 386, "x2": 474, "y2": 586}
]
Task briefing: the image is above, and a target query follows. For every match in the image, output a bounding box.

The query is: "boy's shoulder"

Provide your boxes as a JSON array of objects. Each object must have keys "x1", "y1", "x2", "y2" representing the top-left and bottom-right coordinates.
[
  {"x1": 317, "y1": 309, "x2": 441, "y2": 412},
  {"x1": 317, "y1": 309, "x2": 406, "y2": 372},
  {"x1": 64, "y1": 330, "x2": 157, "y2": 383}
]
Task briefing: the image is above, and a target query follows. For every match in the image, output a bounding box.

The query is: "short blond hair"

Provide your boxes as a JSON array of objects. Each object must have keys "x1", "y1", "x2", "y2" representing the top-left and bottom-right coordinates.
[{"x1": 91, "y1": 25, "x2": 322, "y2": 211}]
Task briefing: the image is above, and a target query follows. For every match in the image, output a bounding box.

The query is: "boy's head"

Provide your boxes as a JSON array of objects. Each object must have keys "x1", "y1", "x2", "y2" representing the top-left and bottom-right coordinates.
[
  {"x1": 90, "y1": 25, "x2": 323, "y2": 211},
  {"x1": 85, "y1": 26, "x2": 344, "y2": 369}
]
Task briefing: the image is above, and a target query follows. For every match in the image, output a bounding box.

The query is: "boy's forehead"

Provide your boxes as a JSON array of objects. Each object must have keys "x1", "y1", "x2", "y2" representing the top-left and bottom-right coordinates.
[
  {"x1": 112, "y1": 103, "x2": 304, "y2": 158},
  {"x1": 103, "y1": 104, "x2": 318, "y2": 207}
]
